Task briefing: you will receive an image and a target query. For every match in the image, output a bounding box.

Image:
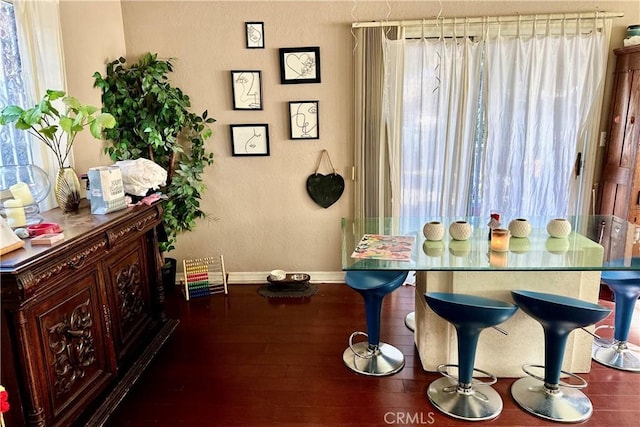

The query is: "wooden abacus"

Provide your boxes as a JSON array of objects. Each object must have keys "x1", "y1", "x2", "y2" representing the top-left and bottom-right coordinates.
[{"x1": 182, "y1": 255, "x2": 228, "y2": 300}]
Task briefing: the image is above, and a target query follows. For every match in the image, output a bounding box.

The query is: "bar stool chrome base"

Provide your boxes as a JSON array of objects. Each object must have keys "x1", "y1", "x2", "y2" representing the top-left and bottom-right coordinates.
[
  {"x1": 511, "y1": 376, "x2": 593, "y2": 423},
  {"x1": 342, "y1": 341, "x2": 405, "y2": 376},
  {"x1": 427, "y1": 376, "x2": 503, "y2": 421},
  {"x1": 343, "y1": 332, "x2": 404, "y2": 376},
  {"x1": 404, "y1": 311, "x2": 416, "y2": 332},
  {"x1": 592, "y1": 339, "x2": 640, "y2": 372}
]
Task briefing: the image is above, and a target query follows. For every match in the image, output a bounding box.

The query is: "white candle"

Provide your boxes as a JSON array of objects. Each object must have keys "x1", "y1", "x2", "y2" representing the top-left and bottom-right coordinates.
[
  {"x1": 3, "y1": 199, "x2": 27, "y2": 228},
  {"x1": 490, "y1": 228, "x2": 510, "y2": 252},
  {"x1": 9, "y1": 182, "x2": 35, "y2": 205}
]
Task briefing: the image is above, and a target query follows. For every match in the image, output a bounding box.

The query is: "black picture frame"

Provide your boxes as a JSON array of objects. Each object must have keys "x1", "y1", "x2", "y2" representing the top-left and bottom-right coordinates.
[
  {"x1": 245, "y1": 22, "x2": 264, "y2": 49},
  {"x1": 279, "y1": 47, "x2": 321, "y2": 84},
  {"x1": 231, "y1": 70, "x2": 263, "y2": 110},
  {"x1": 230, "y1": 124, "x2": 270, "y2": 156},
  {"x1": 289, "y1": 101, "x2": 319, "y2": 140}
]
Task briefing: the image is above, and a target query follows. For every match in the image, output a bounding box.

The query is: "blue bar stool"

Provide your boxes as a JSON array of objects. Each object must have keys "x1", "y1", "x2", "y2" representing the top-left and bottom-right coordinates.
[
  {"x1": 424, "y1": 292, "x2": 518, "y2": 421},
  {"x1": 592, "y1": 258, "x2": 640, "y2": 372},
  {"x1": 343, "y1": 270, "x2": 409, "y2": 376},
  {"x1": 511, "y1": 290, "x2": 611, "y2": 423}
]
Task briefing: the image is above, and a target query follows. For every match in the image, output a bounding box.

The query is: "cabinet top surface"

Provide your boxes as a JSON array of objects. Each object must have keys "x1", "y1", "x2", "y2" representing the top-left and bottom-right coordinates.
[{"x1": 0, "y1": 201, "x2": 160, "y2": 273}]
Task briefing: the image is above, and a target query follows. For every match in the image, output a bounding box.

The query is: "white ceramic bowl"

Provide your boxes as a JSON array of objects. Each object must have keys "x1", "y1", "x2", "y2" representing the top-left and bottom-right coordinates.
[{"x1": 270, "y1": 269, "x2": 286, "y2": 280}]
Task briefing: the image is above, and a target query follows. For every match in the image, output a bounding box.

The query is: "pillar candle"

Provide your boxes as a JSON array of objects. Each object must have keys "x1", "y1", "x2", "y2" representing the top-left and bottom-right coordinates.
[
  {"x1": 3, "y1": 199, "x2": 27, "y2": 228},
  {"x1": 9, "y1": 182, "x2": 35, "y2": 205},
  {"x1": 490, "y1": 228, "x2": 510, "y2": 252}
]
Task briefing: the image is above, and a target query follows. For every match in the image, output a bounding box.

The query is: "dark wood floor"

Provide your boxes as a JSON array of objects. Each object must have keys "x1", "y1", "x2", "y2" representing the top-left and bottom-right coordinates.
[{"x1": 106, "y1": 283, "x2": 640, "y2": 427}]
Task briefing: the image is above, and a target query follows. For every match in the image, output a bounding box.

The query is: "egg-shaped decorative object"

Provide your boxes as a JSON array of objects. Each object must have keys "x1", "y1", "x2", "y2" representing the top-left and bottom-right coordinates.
[
  {"x1": 547, "y1": 218, "x2": 572, "y2": 238},
  {"x1": 449, "y1": 220, "x2": 472, "y2": 241},
  {"x1": 423, "y1": 221, "x2": 445, "y2": 241},
  {"x1": 508, "y1": 218, "x2": 532, "y2": 238}
]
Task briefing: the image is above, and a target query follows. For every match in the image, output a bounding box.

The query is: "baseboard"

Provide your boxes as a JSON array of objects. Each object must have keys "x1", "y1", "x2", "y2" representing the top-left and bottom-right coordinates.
[{"x1": 175, "y1": 271, "x2": 346, "y2": 285}]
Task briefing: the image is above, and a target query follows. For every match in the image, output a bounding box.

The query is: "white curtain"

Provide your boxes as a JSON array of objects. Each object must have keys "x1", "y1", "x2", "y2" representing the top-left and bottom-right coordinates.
[
  {"x1": 383, "y1": 35, "x2": 483, "y2": 232},
  {"x1": 13, "y1": 0, "x2": 67, "y2": 210},
  {"x1": 376, "y1": 15, "x2": 611, "y2": 233},
  {"x1": 481, "y1": 23, "x2": 608, "y2": 221}
]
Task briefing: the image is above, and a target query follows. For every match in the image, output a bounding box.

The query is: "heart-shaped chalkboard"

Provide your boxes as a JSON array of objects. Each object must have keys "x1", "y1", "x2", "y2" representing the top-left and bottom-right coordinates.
[{"x1": 306, "y1": 173, "x2": 345, "y2": 209}]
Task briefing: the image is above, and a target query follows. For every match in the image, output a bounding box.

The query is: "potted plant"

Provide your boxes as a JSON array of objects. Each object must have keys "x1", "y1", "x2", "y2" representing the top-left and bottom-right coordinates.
[
  {"x1": 0, "y1": 89, "x2": 116, "y2": 212},
  {"x1": 93, "y1": 53, "x2": 215, "y2": 260}
]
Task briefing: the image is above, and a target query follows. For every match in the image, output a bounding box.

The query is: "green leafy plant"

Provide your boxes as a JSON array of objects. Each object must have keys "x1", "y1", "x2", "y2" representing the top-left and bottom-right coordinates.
[
  {"x1": 0, "y1": 89, "x2": 116, "y2": 168},
  {"x1": 93, "y1": 53, "x2": 215, "y2": 252}
]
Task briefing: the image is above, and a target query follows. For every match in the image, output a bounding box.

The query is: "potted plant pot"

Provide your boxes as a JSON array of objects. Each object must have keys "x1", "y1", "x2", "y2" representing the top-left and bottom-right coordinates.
[{"x1": 162, "y1": 257, "x2": 177, "y2": 291}]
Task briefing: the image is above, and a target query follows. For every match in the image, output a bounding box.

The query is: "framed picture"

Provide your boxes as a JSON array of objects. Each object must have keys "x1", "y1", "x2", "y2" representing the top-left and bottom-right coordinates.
[
  {"x1": 231, "y1": 70, "x2": 262, "y2": 110},
  {"x1": 279, "y1": 47, "x2": 321, "y2": 84},
  {"x1": 245, "y1": 22, "x2": 264, "y2": 49},
  {"x1": 230, "y1": 124, "x2": 270, "y2": 156},
  {"x1": 289, "y1": 101, "x2": 319, "y2": 139}
]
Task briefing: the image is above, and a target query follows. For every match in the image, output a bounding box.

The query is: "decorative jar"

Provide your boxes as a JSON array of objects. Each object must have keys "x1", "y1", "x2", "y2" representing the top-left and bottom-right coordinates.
[
  {"x1": 0, "y1": 165, "x2": 50, "y2": 225},
  {"x1": 547, "y1": 218, "x2": 572, "y2": 238},
  {"x1": 508, "y1": 218, "x2": 532, "y2": 238},
  {"x1": 423, "y1": 221, "x2": 445, "y2": 241},
  {"x1": 449, "y1": 220, "x2": 472, "y2": 241}
]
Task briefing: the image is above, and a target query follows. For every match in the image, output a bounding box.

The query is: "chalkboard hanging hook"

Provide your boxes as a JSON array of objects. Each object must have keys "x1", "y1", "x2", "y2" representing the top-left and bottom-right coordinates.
[{"x1": 314, "y1": 149, "x2": 339, "y2": 176}]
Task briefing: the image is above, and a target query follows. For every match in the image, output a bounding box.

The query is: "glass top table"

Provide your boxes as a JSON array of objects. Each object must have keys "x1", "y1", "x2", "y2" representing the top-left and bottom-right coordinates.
[{"x1": 341, "y1": 215, "x2": 640, "y2": 271}]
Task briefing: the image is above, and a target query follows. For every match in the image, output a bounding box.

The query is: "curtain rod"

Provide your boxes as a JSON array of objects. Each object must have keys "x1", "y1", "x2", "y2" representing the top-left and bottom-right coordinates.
[{"x1": 352, "y1": 11, "x2": 624, "y2": 29}]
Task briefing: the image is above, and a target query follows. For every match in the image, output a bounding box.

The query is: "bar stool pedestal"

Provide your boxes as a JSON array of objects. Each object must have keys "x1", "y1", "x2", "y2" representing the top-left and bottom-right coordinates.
[
  {"x1": 511, "y1": 290, "x2": 611, "y2": 423},
  {"x1": 343, "y1": 270, "x2": 409, "y2": 376},
  {"x1": 425, "y1": 293, "x2": 518, "y2": 421},
  {"x1": 592, "y1": 265, "x2": 640, "y2": 372}
]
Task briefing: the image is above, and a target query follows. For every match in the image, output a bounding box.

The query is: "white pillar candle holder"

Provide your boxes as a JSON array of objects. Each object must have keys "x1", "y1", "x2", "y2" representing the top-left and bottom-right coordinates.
[
  {"x1": 508, "y1": 218, "x2": 532, "y2": 238},
  {"x1": 547, "y1": 218, "x2": 572, "y2": 238},
  {"x1": 449, "y1": 220, "x2": 472, "y2": 241},
  {"x1": 423, "y1": 221, "x2": 445, "y2": 241}
]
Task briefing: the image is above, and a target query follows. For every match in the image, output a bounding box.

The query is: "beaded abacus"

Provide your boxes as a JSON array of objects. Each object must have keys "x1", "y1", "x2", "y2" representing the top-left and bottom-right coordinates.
[{"x1": 182, "y1": 255, "x2": 228, "y2": 300}]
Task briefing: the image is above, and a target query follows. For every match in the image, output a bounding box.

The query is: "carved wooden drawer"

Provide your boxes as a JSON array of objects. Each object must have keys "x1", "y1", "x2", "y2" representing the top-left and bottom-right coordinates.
[{"x1": 25, "y1": 267, "x2": 114, "y2": 425}]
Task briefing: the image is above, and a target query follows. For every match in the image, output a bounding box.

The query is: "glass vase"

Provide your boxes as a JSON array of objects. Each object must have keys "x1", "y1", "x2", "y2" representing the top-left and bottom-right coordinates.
[{"x1": 54, "y1": 167, "x2": 81, "y2": 213}]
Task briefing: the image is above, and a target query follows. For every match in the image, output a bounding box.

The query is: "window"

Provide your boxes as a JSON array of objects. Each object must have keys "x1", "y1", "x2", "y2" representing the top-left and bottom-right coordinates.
[
  {"x1": 353, "y1": 13, "x2": 615, "y2": 228},
  {"x1": 0, "y1": 0, "x2": 68, "y2": 210},
  {"x1": 0, "y1": 1, "x2": 32, "y2": 166}
]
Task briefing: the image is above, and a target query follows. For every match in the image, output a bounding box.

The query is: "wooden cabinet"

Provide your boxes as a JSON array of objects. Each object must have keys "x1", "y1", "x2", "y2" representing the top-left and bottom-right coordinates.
[
  {"x1": 599, "y1": 44, "x2": 640, "y2": 222},
  {"x1": 0, "y1": 202, "x2": 178, "y2": 426},
  {"x1": 598, "y1": 44, "x2": 640, "y2": 256}
]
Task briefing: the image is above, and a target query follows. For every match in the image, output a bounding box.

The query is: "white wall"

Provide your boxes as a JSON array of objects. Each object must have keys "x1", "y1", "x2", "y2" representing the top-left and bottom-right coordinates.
[{"x1": 61, "y1": 1, "x2": 640, "y2": 281}]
